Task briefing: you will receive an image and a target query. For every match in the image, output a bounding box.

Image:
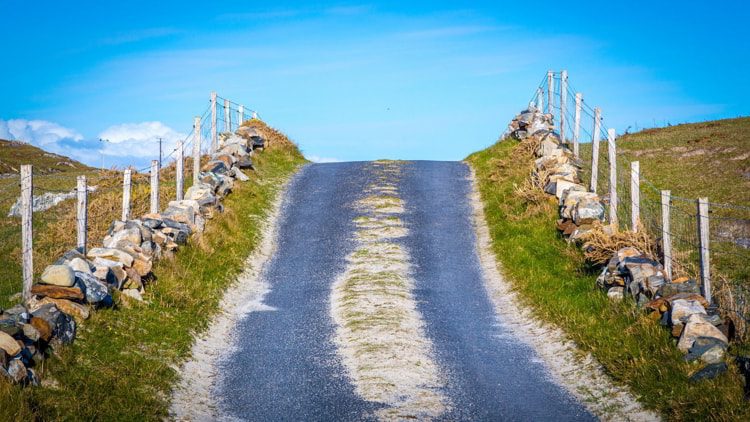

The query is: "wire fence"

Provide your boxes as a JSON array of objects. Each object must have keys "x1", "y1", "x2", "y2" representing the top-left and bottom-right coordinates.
[
  {"x1": 0, "y1": 92, "x2": 257, "y2": 306},
  {"x1": 528, "y1": 71, "x2": 750, "y2": 338}
]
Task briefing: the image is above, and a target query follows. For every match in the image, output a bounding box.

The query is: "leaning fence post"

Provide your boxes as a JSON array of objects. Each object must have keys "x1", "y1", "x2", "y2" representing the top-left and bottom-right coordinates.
[
  {"x1": 607, "y1": 128, "x2": 618, "y2": 229},
  {"x1": 176, "y1": 140, "x2": 184, "y2": 201},
  {"x1": 122, "y1": 169, "x2": 131, "y2": 221},
  {"x1": 547, "y1": 70, "x2": 554, "y2": 115},
  {"x1": 573, "y1": 93, "x2": 582, "y2": 157},
  {"x1": 20, "y1": 165, "x2": 33, "y2": 303},
  {"x1": 697, "y1": 197, "x2": 711, "y2": 304},
  {"x1": 76, "y1": 175, "x2": 87, "y2": 253},
  {"x1": 560, "y1": 70, "x2": 568, "y2": 142},
  {"x1": 211, "y1": 91, "x2": 218, "y2": 153},
  {"x1": 536, "y1": 87, "x2": 543, "y2": 111},
  {"x1": 630, "y1": 161, "x2": 640, "y2": 232},
  {"x1": 224, "y1": 99, "x2": 231, "y2": 132},
  {"x1": 193, "y1": 116, "x2": 201, "y2": 185},
  {"x1": 150, "y1": 160, "x2": 159, "y2": 214},
  {"x1": 661, "y1": 190, "x2": 673, "y2": 280},
  {"x1": 590, "y1": 107, "x2": 602, "y2": 193}
]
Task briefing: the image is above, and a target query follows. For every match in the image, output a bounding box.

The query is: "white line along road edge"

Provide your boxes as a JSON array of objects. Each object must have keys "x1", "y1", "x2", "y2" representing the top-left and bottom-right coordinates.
[
  {"x1": 169, "y1": 176, "x2": 292, "y2": 421},
  {"x1": 467, "y1": 169, "x2": 660, "y2": 422}
]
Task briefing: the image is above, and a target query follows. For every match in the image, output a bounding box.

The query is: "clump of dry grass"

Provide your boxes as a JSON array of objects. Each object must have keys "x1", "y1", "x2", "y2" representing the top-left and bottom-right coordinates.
[
  {"x1": 242, "y1": 119, "x2": 297, "y2": 150},
  {"x1": 579, "y1": 223, "x2": 657, "y2": 264}
]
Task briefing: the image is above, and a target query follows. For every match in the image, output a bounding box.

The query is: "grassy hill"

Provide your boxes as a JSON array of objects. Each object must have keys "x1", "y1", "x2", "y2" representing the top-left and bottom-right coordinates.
[
  {"x1": 0, "y1": 139, "x2": 89, "y2": 175},
  {"x1": 616, "y1": 117, "x2": 750, "y2": 206}
]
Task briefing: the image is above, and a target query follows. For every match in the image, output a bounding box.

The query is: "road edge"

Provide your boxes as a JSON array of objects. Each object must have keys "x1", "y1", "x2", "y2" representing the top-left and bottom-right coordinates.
[{"x1": 467, "y1": 167, "x2": 661, "y2": 422}]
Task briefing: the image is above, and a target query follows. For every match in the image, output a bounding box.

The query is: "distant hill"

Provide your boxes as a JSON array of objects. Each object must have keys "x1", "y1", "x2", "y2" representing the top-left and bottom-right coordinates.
[
  {"x1": 616, "y1": 117, "x2": 750, "y2": 206},
  {"x1": 0, "y1": 139, "x2": 90, "y2": 175}
]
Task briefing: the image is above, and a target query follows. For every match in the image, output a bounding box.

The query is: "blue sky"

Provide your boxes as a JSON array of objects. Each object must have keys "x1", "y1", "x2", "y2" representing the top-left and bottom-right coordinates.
[{"x1": 0, "y1": 0, "x2": 748, "y2": 168}]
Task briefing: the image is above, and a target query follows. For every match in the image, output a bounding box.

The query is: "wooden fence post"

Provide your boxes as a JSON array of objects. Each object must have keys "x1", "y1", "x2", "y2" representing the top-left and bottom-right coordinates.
[
  {"x1": 590, "y1": 107, "x2": 601, "y2": 193},
  {"x1": 560, "y1": 70, "x2": 568, "y2": 142},
  {"x1": 193, "y1": 116, "x2": 201, "y2": 185},
  {"x1": 536, "y1": 87, "x2": 543, "y2": 111},
  {"x1": 661, "y1": 190, "x2": 673, "y2": 280},
  {"x1": 239, "y1": 105, "x2": 245, "y2": 125},
  {"x1": 224, "y1": 99, "x2": 231, "y2": 132},
  {"x1": 20, "y1": 165, "x2": 33, "y2": 303},
  {"x1": 150, "y1": 160, "x2": 159, "y2": 214},
  {"x1": 547, "y1": 70, "x2": 554, "y2": 115},
  {"x1": 630, "y1": 161, "x2": 640, "y2": 232},
  {"x1": 697, "y1": 197, "x2": 711, "y2": 304},
  {"x1": 573, "y1": 93, "x2": 582, "y2": 157},
  {"x1": 176, "y1": 140, "x2": 184, "y2": 201},
  {"x1": 607, "y1": 128, "x2": 618, "y2": 229},
  {"x1": 211, "y1": 91, "x2": 218, "y2": 153},
  {"x1": 252, "y1": 110, "x2": 258, "y2": 119},
  {"x1": 122, "y1": 169, "x2": 131, "y2": 221},
  {"x1": 77, "y1": 175, "x2": 87, "y2": 253}
]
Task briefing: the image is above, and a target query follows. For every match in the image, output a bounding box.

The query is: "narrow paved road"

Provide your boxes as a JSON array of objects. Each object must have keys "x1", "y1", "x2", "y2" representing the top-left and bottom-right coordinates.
[{"x1": 216, "y1": 161, "x2": 594, "y2": 421}]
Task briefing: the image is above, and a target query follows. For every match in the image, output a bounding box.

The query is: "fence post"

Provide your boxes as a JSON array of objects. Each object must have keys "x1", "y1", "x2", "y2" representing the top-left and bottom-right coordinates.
[
  {"x1": 176, "y1": 140, "x2": 184, "y2": 201},
  {"x1": 560, "y1": 70, "x2": 568, "y2": 142},
  {"x1": 224, "y1": 99, "x2": 231, "y2": 132},
  {"x1": 193, "y1": 116, "x2": 201, "y2": 185},
  {"x1": 239, "y1": 105, "x2": 245, "y2": 124},
  {"x1": 630, "y1": 161, "x2": 640, "y2": 232},
  {"x1": 211, "y1": 91, "x2": 218, "y2": 153},
  {"x1": 573, "y1": 92, "x2": 582, "y2": 157},
  {"x1": 590, "y1": 107, "x2": 601, "y2": 193},
  {"x1": 20, "y1": 165, "x2": 33, "y2": 303},
  {"x1": 536, "y1": 87, "x2": 543, "y2": 111},
  {"x1": 76, "y1": 175, "x2": 87, "y2": 253},
  {"x1": 607, "y1": 128, "x2": 618, "y2": 229},
  {"x1": 546, "y1": 70, "x2": 554, "y2": 114},
  {"x1": 697, "y1": 197, "x2": 711, "y2": 304},
  {"x1": 661, "y1": 190, "x2": 673, "y2": 280},
  {"x1": 122, "y1": 169, "x2": 131, "y2": 221},
  {"x1": 150, "y1": 160, "x2": 159, "y2": 214}
]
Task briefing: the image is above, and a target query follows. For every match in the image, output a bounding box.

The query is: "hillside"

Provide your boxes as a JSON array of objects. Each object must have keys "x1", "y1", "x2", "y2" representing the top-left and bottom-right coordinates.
[
  {"x1": 609, "y1": 117, "x2": 749, "y2": 206},
  {"x1": 0, "y1": 139, "x2": 89, "y2": 175}
]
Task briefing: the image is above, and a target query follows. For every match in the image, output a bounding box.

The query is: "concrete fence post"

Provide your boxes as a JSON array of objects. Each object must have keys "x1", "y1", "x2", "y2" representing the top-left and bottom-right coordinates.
[
  {"x1": 176, "y1": 140, "x2": 184, "y2": 201},
  {"x1": 76, "y1": 175, "x2": 87, "y2": 253},
  {"x1": 607, "y1": 128, "x2": 618, "y2": 229},
  {"x1": 211, "y1": 91, "x2": 218, "y2": 153},
  {"x1": 661, "y1": 190, "x2": 673, "y2": 280},
  {"x1": 20, "y1": 165, "x2": 33, "y2": 303},
  {"x1": 150, "y1": 160, "x2": 159, "y2": 214},
  {"x1": 547, "y1": 70, "x2": 554, "y2": 115},
  {"x1": 193, "y1": 116, "x2": 201, "y2": 185},
  {"x1": 573, "y1": 92, "x2": 582, "y2": 157},
  {"x1": 560, "y1": 70, "x2": 568, "y2": 142},
  {"x1": 630, "y1": 161, "x2": 640, "y2": 232},
  {"x1": 122, "y1": 169, "x2": 131, "y2": 221},
  {"x1": 697, "y1": 197, "x2": 711, "y2": 304},
  {"x1": 590, "y1": 107, "x2": 602, "y2": 193}
]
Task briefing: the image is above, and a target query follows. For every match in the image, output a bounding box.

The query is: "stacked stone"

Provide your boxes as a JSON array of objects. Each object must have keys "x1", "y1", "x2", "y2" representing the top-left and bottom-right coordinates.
[
  {"x1": 1, "y1": 125, "x2": 265, "y2": 385},
  {"x1": 506, "y1": 107, "x2": 729, "y2": 381}
]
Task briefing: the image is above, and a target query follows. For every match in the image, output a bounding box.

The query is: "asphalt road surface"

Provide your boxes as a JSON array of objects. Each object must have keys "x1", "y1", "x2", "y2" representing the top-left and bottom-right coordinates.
[{"x1": 216, "y1": 161, "x2": 594, "y2": 421}]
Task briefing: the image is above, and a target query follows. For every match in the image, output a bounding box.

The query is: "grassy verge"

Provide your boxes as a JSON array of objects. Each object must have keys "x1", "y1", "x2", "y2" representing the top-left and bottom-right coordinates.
[
  {"x1": 466, "y1": 139, "x2": 749, "y2": 421},
  {"x1": 1, "y1": 135, "x2": 305, "y2": 420}
]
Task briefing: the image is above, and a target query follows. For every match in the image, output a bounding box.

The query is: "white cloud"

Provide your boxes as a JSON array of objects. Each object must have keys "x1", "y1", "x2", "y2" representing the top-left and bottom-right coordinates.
[
  {"x1": 308, "y1": 155, "x2": 341, "y2": 163},
  {"x1": 98, "y1": 121, "x2": 187, "y2": 161},
  {"x1": 0, "y1": 118, "x2": 83, "y2": 146},
  {"x1": 0, "y1": 118, "x2": 187, "y2": 170}
]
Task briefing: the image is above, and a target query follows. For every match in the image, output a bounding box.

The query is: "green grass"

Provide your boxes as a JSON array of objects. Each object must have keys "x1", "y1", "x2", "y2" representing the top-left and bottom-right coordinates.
[
  {"x1": 466, "y1": 138, "x2": 749, "y2": 421},
  {"x1": 0, "y1": 138, "x2": 306, "y2": 420}
]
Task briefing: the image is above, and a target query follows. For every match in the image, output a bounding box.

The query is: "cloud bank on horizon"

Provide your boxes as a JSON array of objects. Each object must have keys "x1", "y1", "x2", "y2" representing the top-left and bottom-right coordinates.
[
  {"x1": 1, "y1": 1, "x2": 748, "y2": 164},
  {"x1": 0, "y1": 119, "x2": 186, "y2": 169}
]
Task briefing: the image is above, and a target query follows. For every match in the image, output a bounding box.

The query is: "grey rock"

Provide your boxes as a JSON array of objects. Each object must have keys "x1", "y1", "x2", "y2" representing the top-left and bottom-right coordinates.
[
  {"x1": 658, "y1": 280, "x2": 701, "y2": 297},
  {"x1": 142, "y1": 218, "x2": 163, "y2": 230},
  {"x1": 75, "y1": 271, "x2": 112, "y2": 306},
  {"x1": 7, "y1": 359, "x2": 26, "y2": 384},
  {"x1": 690, "y1": 362, "x2": 728, "y2": 382},
  {"x1": 685, "y1": 337, "x2": 728, "y2": 362}
]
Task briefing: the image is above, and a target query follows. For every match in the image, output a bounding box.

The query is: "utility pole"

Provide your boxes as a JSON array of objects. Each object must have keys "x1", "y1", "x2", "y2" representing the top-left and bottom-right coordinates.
[{"x1": 98, "y1": 138, "x2": 110, "y2": 171}]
